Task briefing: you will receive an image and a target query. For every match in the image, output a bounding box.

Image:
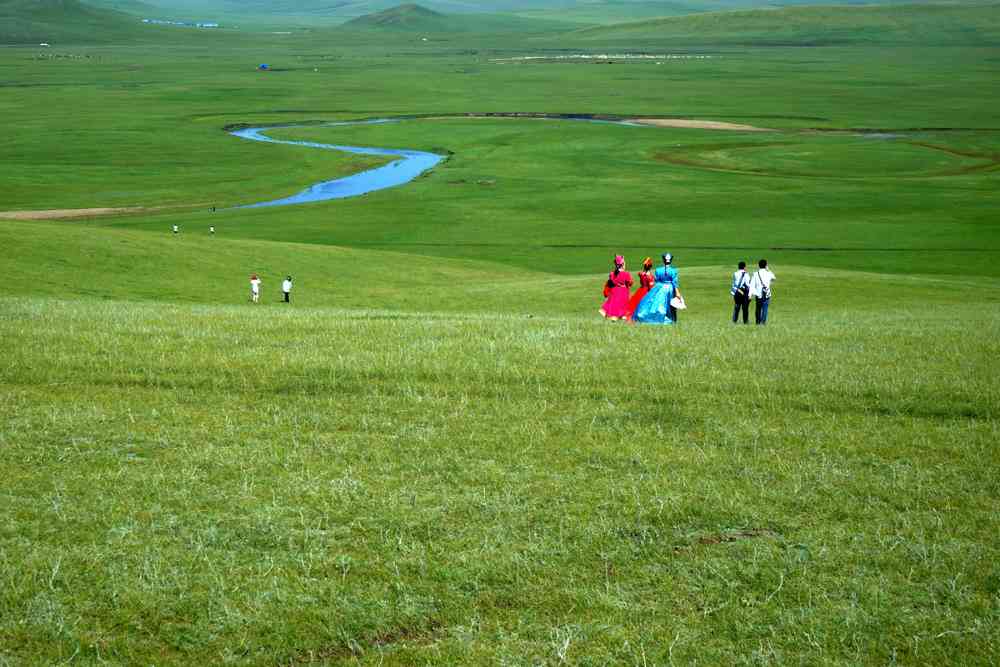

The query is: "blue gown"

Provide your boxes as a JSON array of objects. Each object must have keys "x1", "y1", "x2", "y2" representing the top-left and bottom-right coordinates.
[{"x1": 633, "y1": 266, "x2": 677, "y2": 324}]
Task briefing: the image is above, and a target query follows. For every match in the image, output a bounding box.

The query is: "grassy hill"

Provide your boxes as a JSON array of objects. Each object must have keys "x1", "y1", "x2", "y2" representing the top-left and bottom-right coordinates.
[
  {"x1": 3, "y1": 221, "x2": 1000, "y2": 663},
  {"x1": 341, "y1": 2, "x2": 577, "y2": 32},
  {"x1": 569, "y1": 2, "x2": 1000, "y2": 45},
  {"x1": 344, "y1": 3, "x2": 446, "y2": 29},
  {"x1": 0, "y1": 0, "x2": 146, "y2": 43},
  {"x1": 2, "y1": 10, "x2": 1000, "y2": 662}
]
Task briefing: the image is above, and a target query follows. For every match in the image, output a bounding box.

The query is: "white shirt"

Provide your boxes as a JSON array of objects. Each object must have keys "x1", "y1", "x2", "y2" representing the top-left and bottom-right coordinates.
[
  {"x1": 749, "y1": 268, "x2": 775, "y2": 298},
  {"x1": 282, "y1": 280, "x2": 292, "y2": 293},
  {"x1": 250, "y1": 278, "x2": 261, "y2": 293},
  {"x1": 731, "y1": 269, "x2": 749, "y2": 295}
]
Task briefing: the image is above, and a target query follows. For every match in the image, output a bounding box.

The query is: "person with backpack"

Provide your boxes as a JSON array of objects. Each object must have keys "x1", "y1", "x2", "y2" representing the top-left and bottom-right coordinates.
[
  {"x1": 731, "y1": 261, "x2": 751, "y2": 324},
  {"x1": 749, "y1": 259, "x2": 776, "y2": 325}
]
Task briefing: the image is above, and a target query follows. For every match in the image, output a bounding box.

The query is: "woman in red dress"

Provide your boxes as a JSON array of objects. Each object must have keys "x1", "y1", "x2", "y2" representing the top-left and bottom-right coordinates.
[
  {"x1": 599, "y1": 255, "x2": 633, "y2": 320},
  {"x1": 625, "y1": 257, "x2": 654, "y2": 319}
]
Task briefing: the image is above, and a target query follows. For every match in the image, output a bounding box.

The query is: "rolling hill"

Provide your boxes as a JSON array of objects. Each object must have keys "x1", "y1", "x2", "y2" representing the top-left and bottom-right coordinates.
[
  {"x1": 343, "y1": 2, "x2": 444, "y2": 28},
  {"x1": 568, "y1": 2, "x2": 1000, "y2": 45},
  {"x1": 340, "y1": 2, "x2": 577, "y2": 32},
  {"x1": 0, "y1": 0, "x2": 145, "y2": 43}
]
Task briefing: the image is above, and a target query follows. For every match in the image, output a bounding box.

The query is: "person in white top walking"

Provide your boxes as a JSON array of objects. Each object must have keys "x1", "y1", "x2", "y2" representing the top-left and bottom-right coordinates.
[
  {"x1": 249, "y1": 273, "x2": 261, "y2": 303},
  {"x1": 730, "y1": 260, "x2": 751, "y2": 324},
  {"x1": 282, "y1": 276, "x2": 292, "y2": 303},
  {"x1": 749, "y1": 259, "x2": 776, "y2": 325}
]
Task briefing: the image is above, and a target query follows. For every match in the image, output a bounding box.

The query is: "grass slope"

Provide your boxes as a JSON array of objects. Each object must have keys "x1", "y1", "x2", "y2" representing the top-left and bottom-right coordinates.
[
  {"x1": 2, "y1": 17, "x2": 1000, "y2": 662},
  {"x1": 571, "y1": 2, "x2": 1000, "y2": 45},
  {"x1": 0, "y1": 0, "x2": 146, "y2": 44},
  {"x1": 340, "y1": 2, "x2": 578, "y2": 32},
  {"x1": 344, "y1": 3, "x2": 445, "y2": 28},
  {"x1": 2, "y1": 283, "x2": 999, "y2": 663}
]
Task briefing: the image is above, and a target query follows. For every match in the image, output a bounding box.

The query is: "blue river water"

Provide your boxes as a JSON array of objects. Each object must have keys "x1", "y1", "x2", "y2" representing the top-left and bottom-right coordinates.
[{"x1": 229, "y1": 119, "x2": 445, "y2": 208}]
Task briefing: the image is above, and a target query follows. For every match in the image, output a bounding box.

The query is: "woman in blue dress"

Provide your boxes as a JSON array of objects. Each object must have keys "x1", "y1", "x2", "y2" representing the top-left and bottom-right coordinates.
[{"x1": 633, "y1": 253, "x2": 682, "y2": 324}]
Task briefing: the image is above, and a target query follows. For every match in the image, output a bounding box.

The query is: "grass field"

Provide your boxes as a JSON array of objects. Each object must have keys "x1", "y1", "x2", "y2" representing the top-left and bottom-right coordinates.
[{"x1": 2, "y1": 1, "x2": 1000, "y2": 663}]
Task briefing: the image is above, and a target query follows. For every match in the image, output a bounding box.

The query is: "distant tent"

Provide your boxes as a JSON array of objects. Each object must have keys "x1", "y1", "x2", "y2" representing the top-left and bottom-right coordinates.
[{"x1": 257, "y1": 63, "x2": 269, "y2": 70}]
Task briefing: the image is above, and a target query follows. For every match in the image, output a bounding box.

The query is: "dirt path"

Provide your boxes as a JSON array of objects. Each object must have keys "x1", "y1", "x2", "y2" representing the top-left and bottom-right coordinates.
[
  {"x1": 0, "y1": 207, "x2": 144, "y2": 220},
  {"x1": 630, "y1": 118, "x2": 774, "y2": 132}
]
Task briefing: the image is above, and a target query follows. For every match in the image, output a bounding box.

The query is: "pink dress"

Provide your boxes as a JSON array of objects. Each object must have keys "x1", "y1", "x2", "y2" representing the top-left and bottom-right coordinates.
[{"x1": 600, "y1": 270, "x2": 633, "y2": 318}]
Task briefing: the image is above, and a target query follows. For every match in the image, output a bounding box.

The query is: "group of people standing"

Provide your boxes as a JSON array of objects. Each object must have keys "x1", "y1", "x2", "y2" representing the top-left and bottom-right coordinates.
[
  {"x1": 249, "y1": 274, "x2": 294, "y2": 304},
  {"x1": 730, "y1": 259, "x2": 775, "y2": 325},
  {"x1": 600, "y1": 253, "x2": 684, "y2": 324},
  {"x1": 600, "y1": 254, "x2": 776, "y2": 325}
]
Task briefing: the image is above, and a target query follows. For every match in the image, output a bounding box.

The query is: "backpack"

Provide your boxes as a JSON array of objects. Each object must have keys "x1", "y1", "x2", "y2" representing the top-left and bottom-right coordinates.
[{"x1": 734, "y1": 272, "x2": 749, "y2": 303}]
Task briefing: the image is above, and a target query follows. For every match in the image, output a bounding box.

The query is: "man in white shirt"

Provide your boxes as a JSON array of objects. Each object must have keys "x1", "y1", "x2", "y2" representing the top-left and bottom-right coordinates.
[
  {"x1": 731, "y1": 261, "x2": 750, "y2": 324},
  {"x1": 749, "y1": 259, "x2": 776, "y2": 325},
  {"x1": 282, "y1": 276, "x2": 292, "y2": 303}
]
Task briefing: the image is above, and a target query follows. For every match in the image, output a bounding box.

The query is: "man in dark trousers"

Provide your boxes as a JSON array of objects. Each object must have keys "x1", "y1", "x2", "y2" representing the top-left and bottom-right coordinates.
[
  {"x1": 282, "y1": 276, "x2": 293, "y2": 303},
  {"x1": 731, "y1": 261, "x2": 750, "y2": 324}
]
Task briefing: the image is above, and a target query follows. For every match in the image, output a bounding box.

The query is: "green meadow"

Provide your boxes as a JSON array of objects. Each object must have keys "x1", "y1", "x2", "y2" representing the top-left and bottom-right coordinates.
[{"x1": 2, "y1": 1, "x2": 1000, "y2": 663}]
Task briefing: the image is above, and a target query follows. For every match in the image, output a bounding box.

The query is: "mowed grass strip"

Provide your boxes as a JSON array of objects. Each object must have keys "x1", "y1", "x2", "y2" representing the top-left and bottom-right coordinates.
[{"x1": 1, "y1": 293, "x2": 998, "y2": 664}]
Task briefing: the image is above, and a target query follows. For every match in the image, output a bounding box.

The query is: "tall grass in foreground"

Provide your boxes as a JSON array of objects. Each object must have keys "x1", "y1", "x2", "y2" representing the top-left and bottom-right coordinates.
[{"x1": 2, "y1": 296, "x2": 998, "y2": 664}]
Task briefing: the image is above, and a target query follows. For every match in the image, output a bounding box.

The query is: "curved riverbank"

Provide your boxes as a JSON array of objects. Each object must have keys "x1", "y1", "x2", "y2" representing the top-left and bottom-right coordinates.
[{"x1": 229, "y1": 120, "x2": 444, "y2": 208}]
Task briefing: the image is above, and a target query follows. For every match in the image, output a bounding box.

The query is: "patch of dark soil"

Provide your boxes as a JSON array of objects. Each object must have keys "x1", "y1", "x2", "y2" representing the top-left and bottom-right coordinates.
[
  {"x1": 695, "y1": 528, "x2": 778, "y2": 545},
  {"x1": 287, "y1": 620, "x2": 443, "y2": 664}
]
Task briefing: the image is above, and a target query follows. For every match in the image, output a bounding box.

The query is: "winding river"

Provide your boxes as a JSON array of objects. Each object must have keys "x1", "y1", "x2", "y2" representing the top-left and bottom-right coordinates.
[
  {"x1": 229, "y1": 119, "x2": 444, "y2": 208},
  {"x1": 227, "y1": 114, "x2": 791, "y2": 208}
]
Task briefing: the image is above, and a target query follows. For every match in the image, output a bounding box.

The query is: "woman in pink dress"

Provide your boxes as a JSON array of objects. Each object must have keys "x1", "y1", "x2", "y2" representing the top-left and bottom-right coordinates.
[
  {"x1": 599, "y1": 255, "x2": 633, "y2": 320},
  {"x1": 624, "y1": 257, "x2": 654, "y2": 319}
]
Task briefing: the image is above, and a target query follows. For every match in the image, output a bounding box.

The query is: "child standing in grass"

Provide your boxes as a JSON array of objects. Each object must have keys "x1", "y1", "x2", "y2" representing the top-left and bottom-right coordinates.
[{"x1": 249, "y1": 274, "x2": 261, "y2": 303}]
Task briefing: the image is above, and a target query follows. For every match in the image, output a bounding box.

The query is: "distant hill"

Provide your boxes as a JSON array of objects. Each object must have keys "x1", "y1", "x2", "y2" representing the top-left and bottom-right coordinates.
[
  {"x1": 344, "y1": 3, "x2": 443, "y2": 28},
  {"x1": 339, "y1": 2, "x2": 575, "y2": 32},
  {"x1": 0, "y1": 0, "x2": 143, "y2": 44},
  {"x1": 567, "y1": 2, "x2": 1000, "y2": 45}
]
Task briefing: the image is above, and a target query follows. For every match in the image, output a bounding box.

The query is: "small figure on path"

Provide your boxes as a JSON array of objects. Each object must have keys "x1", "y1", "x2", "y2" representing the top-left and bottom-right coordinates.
[
  {"x1": 172, "y1": 224, "x2": 179, "y2": 234},
  {"x1": 599, "y1": 255, "x2": 633, "y2": 320},
  {"x1": 633, "y1": 253, "x2": 682, "y2": 325},
  {"x1": 731, "y1": 261, "x2": 750, "y2": 324},
  {"x1": 625, "y1": 257, "x2": 654, "y2": 320},
  {"x1": 282, "y1": 276, "x2": 292, "y2": 303},
  {"x1": 250, "y1": 273, "x2": 261, "y2": 303},
  {"x1": 749, "y1": 259, "x2": 776, "y2": 325},
  {"x1": 209, "y1": 225, "x2": 215, "y2": 235}
]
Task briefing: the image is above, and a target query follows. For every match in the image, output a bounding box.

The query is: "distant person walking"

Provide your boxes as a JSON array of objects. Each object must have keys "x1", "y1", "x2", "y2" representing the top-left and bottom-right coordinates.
[
  {"x1": 172, "y1": 224, "x2": 179, "y2": 234},
  {"x1": 282, "y1": 276, "x2": 292, "y2": 303},
  {"x1": 250, "y1": 273, "x2": 261, "y2": 303},
  {"x1": 599, "y1": 255, "x2": 633, "y2": 320},
  {"x1": 633, "y1": 253, "x2": 682, "y2": 325},
  {"x1": 209, "y1": 225, "x2": 215, "y2": 235},
  {"x1": 749, "y1": 259, "x2": 776, "y2": 325},
  {"x1": 625, "y1": 257, "x2": 654, "y2": 319},
  {"x1": 731, "y1": 261, "x2": 751, "y2": 324},
  {"x1": 662, "y1": 253, "x2": 682, "y2": 323}
]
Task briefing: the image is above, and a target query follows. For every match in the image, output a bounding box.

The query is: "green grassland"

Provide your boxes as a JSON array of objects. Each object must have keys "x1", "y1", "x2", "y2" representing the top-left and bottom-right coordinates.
[
  {"x1": 570, "y1": 2, "x2": 1000, "y2": 45},
  {"x1": 2, "y1": 1, "x2": 1000, "y2": 663},
  {"x1": 0, "y1": 0, "x2": 156, "y2": 45}
]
